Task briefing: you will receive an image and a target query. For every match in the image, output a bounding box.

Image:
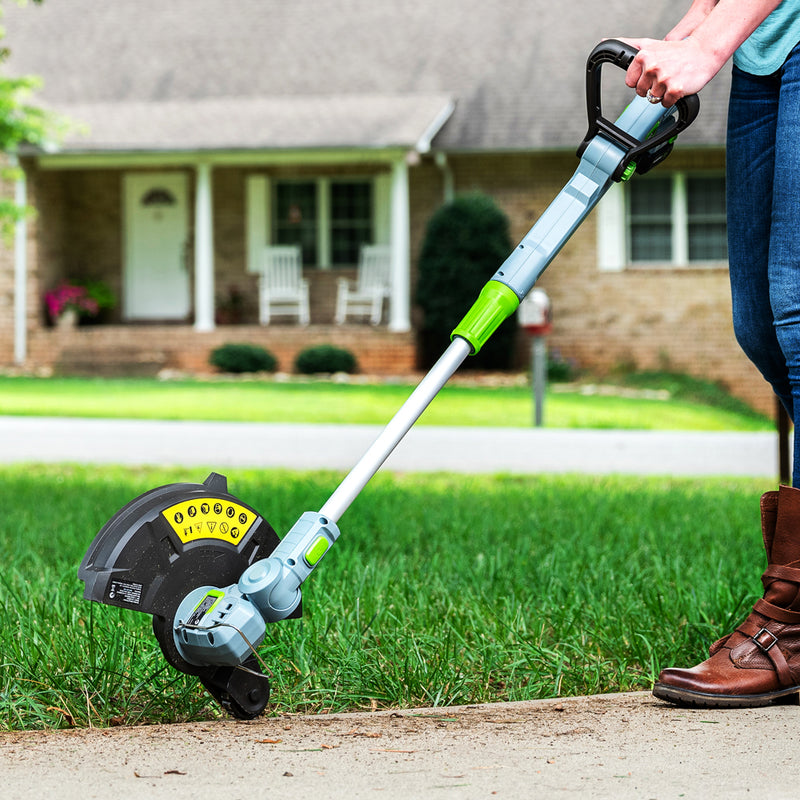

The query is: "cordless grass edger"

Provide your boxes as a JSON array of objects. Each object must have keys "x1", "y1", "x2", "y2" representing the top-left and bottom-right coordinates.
[{"x1": 79, "y1": 41, "x2": 699, "y2": 719}]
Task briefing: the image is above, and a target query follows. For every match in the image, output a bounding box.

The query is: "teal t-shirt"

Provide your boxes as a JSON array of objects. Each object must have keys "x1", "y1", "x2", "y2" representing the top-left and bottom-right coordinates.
[{"x1": 735, "y1": 1, "x2": 800, "y2": 74}]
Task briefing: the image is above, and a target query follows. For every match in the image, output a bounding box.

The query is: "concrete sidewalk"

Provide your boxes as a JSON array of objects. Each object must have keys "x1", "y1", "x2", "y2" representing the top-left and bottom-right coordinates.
[
  {"x1": 0, "y1": 415, "x2": 783, "y2": 476},
  {"x1": 3, "y1": 692, "x2": 800, "y2": 799}
]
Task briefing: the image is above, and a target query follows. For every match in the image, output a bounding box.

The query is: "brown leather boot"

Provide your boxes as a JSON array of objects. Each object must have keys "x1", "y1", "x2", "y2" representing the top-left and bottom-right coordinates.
[{"x1": 653, "y1": 485, "x2": 800, "y2": 708}]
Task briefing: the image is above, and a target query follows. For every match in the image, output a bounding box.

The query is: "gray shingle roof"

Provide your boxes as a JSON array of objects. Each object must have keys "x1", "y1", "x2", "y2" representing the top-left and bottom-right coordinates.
[
  {"x1": 2, "y1": 0, "x2": 730, "y2": 154},
  {"x1": 45, "y1": 95, "x2": 455, "y2": 153}
]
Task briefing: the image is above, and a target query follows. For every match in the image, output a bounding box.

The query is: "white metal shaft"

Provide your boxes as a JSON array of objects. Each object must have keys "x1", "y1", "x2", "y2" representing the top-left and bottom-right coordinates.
[{"x1": 319, "y1": 337, "x2": 472, "y2": 523}]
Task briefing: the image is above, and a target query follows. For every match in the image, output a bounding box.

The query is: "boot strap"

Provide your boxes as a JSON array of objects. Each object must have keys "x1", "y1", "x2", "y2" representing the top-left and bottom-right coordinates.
[
  {"x1": 762, "y1": 564, "x2": 800, "y2": 585},
  {"x1": 752, "y1": 597, "x2": 800, "y2": 625},
  {"x1": 737, "y1": 616, "x2": 795, "y2": 687}
]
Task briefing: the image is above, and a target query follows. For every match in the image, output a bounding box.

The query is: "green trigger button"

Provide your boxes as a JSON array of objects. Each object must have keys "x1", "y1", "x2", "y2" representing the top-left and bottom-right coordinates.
[{"x1": 304, "y1": 536, "x2": 329, "y2": 567}]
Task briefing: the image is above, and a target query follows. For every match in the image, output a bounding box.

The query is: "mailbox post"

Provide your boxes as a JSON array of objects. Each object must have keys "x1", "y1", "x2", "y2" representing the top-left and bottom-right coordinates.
[{"x1": 519, "y1": 289, "x2": 552, "y2": 427}]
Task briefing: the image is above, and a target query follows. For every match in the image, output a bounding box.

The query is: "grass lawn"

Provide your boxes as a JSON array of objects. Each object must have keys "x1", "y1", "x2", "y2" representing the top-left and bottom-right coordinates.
[
  {"x1": 0, "y1": 374, "x2": 773, "y2": 431},
  {"x1": 0, "y1": 464, "x2": 767, "y2": 730}
]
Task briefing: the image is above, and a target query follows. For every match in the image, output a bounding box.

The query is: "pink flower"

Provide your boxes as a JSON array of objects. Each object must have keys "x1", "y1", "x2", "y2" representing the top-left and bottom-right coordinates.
[{"x1": 44, "y1": 284, "x2": 100, "y2": 321}]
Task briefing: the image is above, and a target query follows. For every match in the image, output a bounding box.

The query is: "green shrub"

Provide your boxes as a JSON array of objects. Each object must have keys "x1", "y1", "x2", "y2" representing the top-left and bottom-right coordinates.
[
  {"x1": 295, "y1": 344, "x2": 358, "y2": 374},
  {"x1": 209, "y1": 343, "x2": 278, "y2": 374},
  {"x1": 416, "y1": 193, "x2": 515, "y2": 370},
  {"x1": 547, "y1": 349, "x2": 578, "y2": 382},
  {"x1": 82, "y1": 279, "x2": 116, "y2": 313}
]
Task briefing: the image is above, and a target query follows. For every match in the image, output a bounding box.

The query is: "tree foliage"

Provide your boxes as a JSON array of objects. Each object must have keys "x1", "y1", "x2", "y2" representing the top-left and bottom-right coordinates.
[{"x1": 0, "y1": 0, "x2": 57, "y2": 237}]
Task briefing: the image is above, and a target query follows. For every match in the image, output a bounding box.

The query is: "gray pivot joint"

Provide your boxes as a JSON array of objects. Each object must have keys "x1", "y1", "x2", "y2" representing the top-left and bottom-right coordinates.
[{"x1": 238, "y1": 511, "x2": 340, "y2": 623}]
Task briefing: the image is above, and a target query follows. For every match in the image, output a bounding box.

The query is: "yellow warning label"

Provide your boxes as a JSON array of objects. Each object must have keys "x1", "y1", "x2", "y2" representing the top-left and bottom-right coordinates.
[{"x1": 163, "y1": 498, "x2": 257, "y2": 546}]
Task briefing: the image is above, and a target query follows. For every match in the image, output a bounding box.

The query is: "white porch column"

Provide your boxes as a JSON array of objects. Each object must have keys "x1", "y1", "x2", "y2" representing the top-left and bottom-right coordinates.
[
  {"x1": 13, "y1": 158, "x2": 27, "y2": 364},
  {"x1": 389, "y1": 157, "x2": 411, "y2": 332},
  {"x1": 194, "y1": 161, "x2": 215, "y2": 331}
]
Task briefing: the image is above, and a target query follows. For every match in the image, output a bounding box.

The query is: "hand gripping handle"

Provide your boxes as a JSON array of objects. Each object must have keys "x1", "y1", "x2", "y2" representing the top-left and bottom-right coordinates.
[{"x1": 578, "y1": 39, "x2": 700, "y2": 180}]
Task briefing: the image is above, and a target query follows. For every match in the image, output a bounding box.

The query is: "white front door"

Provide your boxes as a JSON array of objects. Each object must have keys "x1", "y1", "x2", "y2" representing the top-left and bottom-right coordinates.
[{"x1": 124, "y1": 172, "x2": 190, "y2": 320}]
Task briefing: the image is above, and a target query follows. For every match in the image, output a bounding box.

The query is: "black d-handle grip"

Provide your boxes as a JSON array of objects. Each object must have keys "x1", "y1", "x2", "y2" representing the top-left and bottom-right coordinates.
[
  {"x1": 587, "y1": 38, "x2": 641, "y2": 76},
  {"x1": 579, "y1": 39, "x2": 700, "y2": 180}
]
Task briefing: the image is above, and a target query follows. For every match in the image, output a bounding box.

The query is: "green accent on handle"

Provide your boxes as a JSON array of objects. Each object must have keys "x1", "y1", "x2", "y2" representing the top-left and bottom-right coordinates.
[
  {"x1": 451, "y1": 281, "x2": 520, "y2": 354},
  {"x1": 620, "y1": 162, "x2": 637, "y2": 182}
]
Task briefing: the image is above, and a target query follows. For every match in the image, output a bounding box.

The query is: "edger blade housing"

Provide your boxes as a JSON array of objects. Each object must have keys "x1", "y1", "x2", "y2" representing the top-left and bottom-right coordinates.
[{"x1": 78, "y1": 472, "x2": 288, "y2": 718}]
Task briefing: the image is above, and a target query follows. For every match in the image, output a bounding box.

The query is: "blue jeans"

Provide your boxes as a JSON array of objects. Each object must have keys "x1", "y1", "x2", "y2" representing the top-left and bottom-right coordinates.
[{"x1": 727, "y1": 44, "x2": 800, "y2": 485}]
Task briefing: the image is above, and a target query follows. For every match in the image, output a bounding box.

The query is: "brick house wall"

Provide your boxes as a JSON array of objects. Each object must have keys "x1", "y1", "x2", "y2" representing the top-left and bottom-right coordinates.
[
  {"x1": 436, "y1": 151, "x2": 775, "y2": 416},
  {"x1": 32, "y1": 164, "x2": 124, "y2": 318}
]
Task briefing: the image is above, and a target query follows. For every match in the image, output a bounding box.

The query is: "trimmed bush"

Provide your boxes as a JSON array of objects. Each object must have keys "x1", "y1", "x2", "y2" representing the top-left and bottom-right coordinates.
[
  {"x1": 209, "y1": 343, "x2": 278, "y2": 374},
  {"x1": 547, "y1": 349, "x2": 578, "y2": 382},
  {"x1": 415, "y1": 193, "x2": 515, "y2": 369},
  {"x1": 295, "y1": 344, "x2": 358, "y2": 375}
]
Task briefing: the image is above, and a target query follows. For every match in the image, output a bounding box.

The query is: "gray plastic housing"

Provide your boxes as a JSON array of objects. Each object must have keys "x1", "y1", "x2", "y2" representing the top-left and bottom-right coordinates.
[
  {"x1": 238, "y1": 511, "x2": 340, "y2": 622},
  {"x1": 174, "y1": 584, "x2": 267, "y2": 667},
  {"x1": 170, "y1": 512, "x2": 340, "y2": 666},
  {"x1": 492, "y1": 94, "x2": 673, "y2": 301}
]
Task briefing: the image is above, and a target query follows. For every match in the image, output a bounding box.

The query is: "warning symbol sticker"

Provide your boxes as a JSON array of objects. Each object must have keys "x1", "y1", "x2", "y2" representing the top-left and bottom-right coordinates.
[{"x1": 162, "y1": 498, "x2": 257, "y2": 546}]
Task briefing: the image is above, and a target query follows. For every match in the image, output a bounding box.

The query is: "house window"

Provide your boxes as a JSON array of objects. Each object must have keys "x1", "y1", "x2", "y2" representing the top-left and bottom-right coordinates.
[
  {"x1": 274, "y1": 178, "x2": 374, "y2": 266},
  {"x1": 331, "y1": 181, "x2": 373, "y2": 264},
  {"x1": 626, "y1": 172, "x2": 727, "y2": 266},
  {"x1": 686, "y1": 175, "x2": 727, "y2": 261},
  {"x1": 274, "y1": 181, "x2": 318, "y2": 264}
]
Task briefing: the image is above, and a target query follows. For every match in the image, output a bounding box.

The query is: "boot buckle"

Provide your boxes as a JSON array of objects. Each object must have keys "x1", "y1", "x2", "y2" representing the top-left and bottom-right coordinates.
[{"x1": 753, "y1": 627, "x2": 779, "y2": 653}]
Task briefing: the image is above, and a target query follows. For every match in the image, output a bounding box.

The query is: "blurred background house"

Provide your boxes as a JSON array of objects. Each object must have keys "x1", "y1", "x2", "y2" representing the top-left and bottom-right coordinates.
[{"x1": 0, "y1": 0, "x2": 772, "y2": 412}]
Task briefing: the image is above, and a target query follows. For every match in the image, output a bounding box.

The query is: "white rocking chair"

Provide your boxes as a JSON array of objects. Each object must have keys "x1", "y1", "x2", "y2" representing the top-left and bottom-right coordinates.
[
  {"x1": 335, "y1": 244, "x2": 391, "y2": 325},
  {"x1": 258, "y1": 245, "x2": 310, "y2": 325}
]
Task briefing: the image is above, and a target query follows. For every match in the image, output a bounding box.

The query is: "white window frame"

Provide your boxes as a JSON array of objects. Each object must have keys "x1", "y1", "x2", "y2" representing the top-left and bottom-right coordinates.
[{"x1": 597, "y1": 171, "x2": 727, "y2": 271}]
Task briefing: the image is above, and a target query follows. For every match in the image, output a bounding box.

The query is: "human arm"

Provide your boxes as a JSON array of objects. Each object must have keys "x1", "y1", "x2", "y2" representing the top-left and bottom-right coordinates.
[
  {"x1": 663, "y1": 0, "x2": 721, "y2": 42},
  {"x1": 618, "y1": 0, "x2": 785, "y2": 105}
]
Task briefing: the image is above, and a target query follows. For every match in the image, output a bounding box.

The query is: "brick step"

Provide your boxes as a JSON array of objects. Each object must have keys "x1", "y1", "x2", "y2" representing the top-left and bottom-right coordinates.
[
  {"x1": 36, "y1": 324, "x2": 418, "y2": 377},
  {"x1": 56, "y1": 344, "x2": 168, "y2": 377}
]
